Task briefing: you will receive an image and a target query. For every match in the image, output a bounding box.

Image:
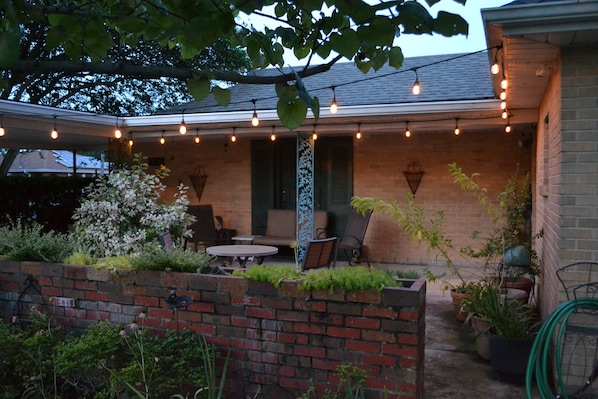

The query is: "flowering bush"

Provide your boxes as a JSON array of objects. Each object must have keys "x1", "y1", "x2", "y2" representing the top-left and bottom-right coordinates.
[{"x1": 72, "y1": 155, "x2": 194, "y2": 257}]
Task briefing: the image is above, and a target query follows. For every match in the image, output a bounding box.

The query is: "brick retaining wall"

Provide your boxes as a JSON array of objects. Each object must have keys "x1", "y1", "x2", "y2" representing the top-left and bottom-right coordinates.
[{"x1": 0, "y1": 260, "x2": 426, "y2": 399}]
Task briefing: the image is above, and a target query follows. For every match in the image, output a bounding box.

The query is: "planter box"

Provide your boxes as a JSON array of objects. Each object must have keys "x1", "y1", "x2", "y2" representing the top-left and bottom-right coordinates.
[{"x1": 0, "y1": 260, "x2": 426, "y2": 399}]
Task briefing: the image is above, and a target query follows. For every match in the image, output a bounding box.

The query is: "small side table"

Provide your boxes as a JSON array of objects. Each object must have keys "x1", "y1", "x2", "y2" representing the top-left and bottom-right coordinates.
[{"x1": 232, "y1": 235, "x2": 255, "y2": 245}]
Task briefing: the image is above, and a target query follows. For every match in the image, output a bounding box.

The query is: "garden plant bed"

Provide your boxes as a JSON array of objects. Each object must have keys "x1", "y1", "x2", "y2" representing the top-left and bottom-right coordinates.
[{"x1": 0, "y1": 260, "x2": 426, "y2": 399}]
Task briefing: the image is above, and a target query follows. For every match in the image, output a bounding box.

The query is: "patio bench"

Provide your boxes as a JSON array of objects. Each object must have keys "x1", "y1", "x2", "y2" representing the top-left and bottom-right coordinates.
[{"x1": 254, "y1": 209, "x2": 328, "y2": 248}]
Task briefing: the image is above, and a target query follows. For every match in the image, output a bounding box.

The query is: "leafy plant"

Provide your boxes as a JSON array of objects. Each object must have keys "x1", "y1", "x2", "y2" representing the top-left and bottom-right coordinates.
[
  {"x1": 63, "y1": 252, "x2": 98, "y2": 266},
  {"x1": 0, "y1": 222, "x2": 74, "y2": 263},
  {"x1": 298, "y1": 363, "x2": 369, "y2": 399},
  {"x1": 232, "y1": 265, "x2": 402, "y2": 291},
  {"x1": 71, "y1": 154, "x2": 194, "y2": 258},
  {"x1": 129, "y1": 245, "x2": 214, "y2": 273}
]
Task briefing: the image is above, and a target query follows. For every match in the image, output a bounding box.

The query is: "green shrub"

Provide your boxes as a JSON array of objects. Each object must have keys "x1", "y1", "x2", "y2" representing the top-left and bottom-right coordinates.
[
  {"x1": 129, "y1": 245, "x2": 213, "y2": 273},
  {"x1": 63, "y1": 251, "x2": 98, "y2": 265},
  {"x1": 0, "y1": 222, "x2": 74, "y2": 263},
  {"x1": 233, "y1": 265, "x2": 402, "y2": 291}
]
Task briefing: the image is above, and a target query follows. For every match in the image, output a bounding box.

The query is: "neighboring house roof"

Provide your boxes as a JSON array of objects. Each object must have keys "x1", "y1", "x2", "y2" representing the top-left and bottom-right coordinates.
[
  {"x1": 160, "y1": 51, "x2": 495, "y2": 114},
  {"x1": 1, "y1": 150, "x2": 107, "y2": 175}
]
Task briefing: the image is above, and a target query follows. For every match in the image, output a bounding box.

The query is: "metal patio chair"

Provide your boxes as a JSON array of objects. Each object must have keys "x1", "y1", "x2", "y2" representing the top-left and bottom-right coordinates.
[
  {"x1": 333, "y1": 208, "x2": 372, "y2": 267},
  {"x1": 301, "y1": 237, "x2": 338, "y2": 271}
]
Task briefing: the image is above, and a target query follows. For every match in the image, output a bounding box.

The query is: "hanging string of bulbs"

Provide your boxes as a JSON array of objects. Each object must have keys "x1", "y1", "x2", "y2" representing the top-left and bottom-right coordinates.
[{"x1": 0, "y1": 45, "x2": 511, "y2": 143}]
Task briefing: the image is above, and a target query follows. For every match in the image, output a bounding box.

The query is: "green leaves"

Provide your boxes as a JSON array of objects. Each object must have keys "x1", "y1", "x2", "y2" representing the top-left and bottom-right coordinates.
[{"x1": 275, "y1": 78, "x2": 320, "y2": 131}]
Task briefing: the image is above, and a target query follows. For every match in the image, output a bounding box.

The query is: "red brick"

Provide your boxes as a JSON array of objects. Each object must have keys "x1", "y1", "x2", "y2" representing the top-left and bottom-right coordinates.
[
  {"x1": 178, "y1": 311, "x2": 201, "y2": 322},
  {"x1": 87, "y1": 311, "x2": 109, "y2": 321},
  {"x1": 190, "y1": 324, "x2": 217, "y2": 335},
  {"x1": 218, "y1": 276, "x2": 247, "y2": 293},
  {"x1": 135, "y1": 296, "x2": 160, "y2": 307},
  {"x1": 262, "y1": 352, "x2": 278, "y2": 364},
  {"x1": 148, "y1": 308, "x2": 173, "y2": 319},
  {"x1": 399, "y1": 309, "x2": 420, "y2": 321},
  {"x1": 41, "y1": 286, "x2": 62, "y2": 297},
  {"x1": 312, "y1": 358, "x2": 340, "y2": 371},
  {"x1": 295, "y1": 346, "x2": 325, "y2": 358},
  {"x1": 294, "y1": 299, "x2": 326, "y2": 312},
  {"x1": 246, "y1": 307, "x2": 275, "y2": 319},
  {"x1": 294, "y1": 323, "x2": 325, "y2": 334},
  {"x1": 231, "y1": 338, "x2": 261, "y2": 350},
  {"x1": 231, "y1": 294, "x2": 260, "y2": 306},
  {"x1": 310, "y1": 313, "x2": 343, "y2": 325},
  {"x1": 346, "y1": 340, "x2": 380, "y2": 353},
  {"x1": 278, "y1": 332, "x2": 296, "y2": 344},
  {"x1": 346, "y1": 289, "x2": 381, "y2": 304},
  {"x1": 75, "y1": 281, "x2": 97, "y2": 291},
  {"x1": 327, "y1": 326, "x2": 361, "y2": 339},
  {"x1": 399, "y1": 357, "x2": 417, "y2": 370},
  {"x1": 64, "y1": 265, "x2": 86, "y2": 280},
  {"x1": 311, "y1": 287, "x2": 345, "y2": 301},
  {"x1": 363, "y1": 330, "x2": 397, "y2": 343},
  {"x1": 363, "y1": 305, "x2": 398, "y2": 319},
  {"x1": 22, "y1": 261, "x2": 42, "y2": 276},
  {"x1": 122, "y1": 285, "x2": 147, "y2": 296},
  {"x1": 86, "y1": 291, "x2": 109, "y2": 301},
  {"x1": 397, "y1": 333, "x2": 420, "y2": 345},
  {"x1": 279, "y1": 280, "x2": 309, "y2": 298},
  {"x1": 261, "y1": 297, "x2": 293, "y2": 310},
  {"x1": 296, "y1": 334, "x2": 308, "y2": 345},
  {"x1": 277, "y1": 310, "x2": 308, "y2": 322},
  {"x1": 346, "y1": 316, "x2": 380, "y2": 329},
  {"x1": 363, "y1": 353, "x2": 397, "y2": 367},
  {"x1": 161, "y1": 272, "x2": 189, "y2": 289},
  {"x1": 231, "y1": 316, "x2": 258, "y2": 328}
]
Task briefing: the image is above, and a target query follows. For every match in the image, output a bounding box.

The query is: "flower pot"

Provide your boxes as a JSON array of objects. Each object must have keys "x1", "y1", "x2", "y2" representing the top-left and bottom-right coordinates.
[
  {"x1": 488, "y1": 333, "x2": 534, "y2": 376},
  {"x1": 504, "y1": 245, "x2": 531, "y2": 267},
  {"x1": 450, "y1": 289, "x2": 469, "y2": 322},
  {"x1": 471, "y1": 316, "x2": 491, "y2": 360},
  {"x1": 501, "y1": 277, "x2": 534, "y2": 304}
]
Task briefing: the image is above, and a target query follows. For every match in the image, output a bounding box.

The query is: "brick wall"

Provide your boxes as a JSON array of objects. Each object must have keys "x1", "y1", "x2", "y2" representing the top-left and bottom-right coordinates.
[
  {"x1": 0, "y1": 260, "x2": 426, "y2": 399},
  {"x1": 137, "y1": 129, "x2": 530, "y2": 268}
]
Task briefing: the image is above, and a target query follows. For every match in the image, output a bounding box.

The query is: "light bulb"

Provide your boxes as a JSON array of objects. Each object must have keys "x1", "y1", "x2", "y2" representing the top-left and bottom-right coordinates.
[
  {"x1": 251, "y1": 99, "x2": 259, "y2": 126},
  {"x1": 505, "y1": 123, "x2": 512, "y2": 133},
  {"x1": 491, "y1": 62, "x2": 500, "y2": 75},
  {"x1": 405, "y1": 128, "x2": 411, "y2": 138},
  {"x1": 160, "y1": 136, "x2": 165, "y2": 145},
  {"x1": 270, "y1": 133, "x2": 276, "y2": 141},
  {"x1": 355, "y1": 124, "x2": 362, "y2": 139},
  {"x1": 0, "y1": 127, "x2": 4, "y2": 137},
  {"x1": 500, "y1": 101, "x2": 507, "y2": 110},
  {"x1": 500, "y1": 90, "x2": 507, "y2": 101},
  {"x1": 411, "y1": 69, "x2": 421, "y2": 96},
  {"x1": 179, "y1": 112, "x2": 186, "y2": 134},
  {"x1": 51, "y1": 129, "x2": 58, "y2": 140},
  {"x1": 115, "y1": 128, "x2": 122, "y2": 139},
  {"x1": 231, "y1": 134, "x2": 236, "y2": 143},
  {"x1": 454, "y1": 119, "x2": 460, "y2": 136},
  {"x1": 195, "y1": 136, "x2": 200, "y2": 144},
  {"x1": 0, "y1": 114, "x2": 4, "y2": 136},
  {"x1": 312, "y1": 132, "x2": 318, "y2": 140},
  {"x1": 412, "y1": 80, "x2": 420, "y2": 95},
  {"x1": 501, "y1": 75, "x2": 508, "y2": 90},
  {"x1": 502, "y1": 110, "x2": 508, "y2": 119},
  {"x1": 128, "y1": 139, "x2": 134, "y2": 146},
  {"x1": 329, "y1": 86, "x2": 338, "y2": 113}
]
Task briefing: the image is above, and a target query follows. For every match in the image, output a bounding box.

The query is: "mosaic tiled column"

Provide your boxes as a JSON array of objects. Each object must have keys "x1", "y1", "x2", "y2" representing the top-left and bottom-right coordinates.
[{"x1": 296, "y1": 133, "x2": 314, "y2": 262}]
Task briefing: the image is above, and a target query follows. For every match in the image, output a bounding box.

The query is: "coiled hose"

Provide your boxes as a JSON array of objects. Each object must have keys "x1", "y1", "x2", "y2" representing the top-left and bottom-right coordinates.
[{"x1": 526, "y1": 297, "x2": 598, "y2": 398}]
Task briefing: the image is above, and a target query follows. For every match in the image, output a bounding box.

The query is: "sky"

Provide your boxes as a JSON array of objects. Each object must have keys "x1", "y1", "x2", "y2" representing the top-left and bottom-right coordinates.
[{"x1": 244, "y1": 0, "x2": 513, "y2": 65}]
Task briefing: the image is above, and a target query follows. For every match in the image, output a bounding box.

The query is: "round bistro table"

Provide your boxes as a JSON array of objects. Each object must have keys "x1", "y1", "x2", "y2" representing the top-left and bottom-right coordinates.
[{"x1": 206, "y1": 244, "x2": 278, "y2": 267}]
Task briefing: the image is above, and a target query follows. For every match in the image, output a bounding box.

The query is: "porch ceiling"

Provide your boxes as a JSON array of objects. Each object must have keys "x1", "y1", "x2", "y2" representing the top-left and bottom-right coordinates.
[{"x1": 482, "y1": 0, "x2": 598, "y2": 115}]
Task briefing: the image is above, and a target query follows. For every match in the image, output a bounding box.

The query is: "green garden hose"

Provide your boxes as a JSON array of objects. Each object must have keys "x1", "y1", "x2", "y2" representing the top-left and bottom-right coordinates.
[{"x1": 526, "y1": 298, "x2": 598, "y2": 398}]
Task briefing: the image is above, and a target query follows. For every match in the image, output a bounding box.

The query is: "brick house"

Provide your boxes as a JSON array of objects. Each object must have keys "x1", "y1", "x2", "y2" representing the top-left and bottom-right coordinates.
[{"x1": 0, "y1": 0, "x2": 596, "y2": 315}]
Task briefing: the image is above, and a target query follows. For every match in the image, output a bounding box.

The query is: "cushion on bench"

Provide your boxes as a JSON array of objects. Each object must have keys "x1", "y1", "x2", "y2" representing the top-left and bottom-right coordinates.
[{"x1": 254, "y1": 209, "x2": 328, "y2": 247}]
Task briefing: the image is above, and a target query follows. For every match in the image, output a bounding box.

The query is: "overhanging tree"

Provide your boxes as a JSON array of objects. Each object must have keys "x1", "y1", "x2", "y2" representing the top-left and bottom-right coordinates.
[{"x1": 0, "y1": 0, "x2": 468, "y2": 129}]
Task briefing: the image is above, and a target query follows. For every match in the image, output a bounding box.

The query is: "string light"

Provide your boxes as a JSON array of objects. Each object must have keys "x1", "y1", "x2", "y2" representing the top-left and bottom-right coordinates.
[
  {"x1": 0, "y1": 114, "x2": 5, "y2": 137},
  {"x1": 50, "y1": 115, "x2": 58, "y2": 139},
  {"x1": 160, "y1": 131, "x2": 165, "y2": 145},
  {"x1": 128, "y1": 132, "x2": 134, "y2": 146},
  {"x1": 411, "y1": 68, "x2": 421, "y2": 95},
  {"x1": 312, "y1": 125, "x2": 318, "y2": 141},
  {"x1": 231, "y1": 128, "x2": 237, "y2": 142},
  {"x1": 500, "y1": 100, "x2": 507, "y2": 110},
  {"x1": 500, "y1": 90, "x2": 507, "y2": 101},
  {"x1": 179, "y1": 110, "x2": 187, "y2": 134},
  {"x1": 500, "y1": 71, "x2": 508, "y2": 90},
  {"x1": 329, "y1": 86, "x2": 338, "y2": 113},
  {"x1": 490, "y1": 47, "x2": 500, "y2": 75},
  {"x1": 114, "y1": 116, "x2": 122, "y2": 139},
  {"x1": 194, "y1": 129, "x2": 200, "y2": 144},
  {"x1": 454, "y1": 118, "x2": 460, "y2": 136},
  {"x1": 505, "y1": 118, "x2": 512, "y2": 133},
  {"x1": 405, "y1": 121, "x2": 411, "y2": 138},
  {"x1": 270, "y1": 126, "x2": 276, "y2": 141},
  {"x1": 251, "y1": 99, "x2": 259, "y2": 127},
  {"x1": 355, "y1": 123, "x2": 362, "y2": 140},
  {"x1": 502, "y1": 109, "x2": 508, "y2": 120}
]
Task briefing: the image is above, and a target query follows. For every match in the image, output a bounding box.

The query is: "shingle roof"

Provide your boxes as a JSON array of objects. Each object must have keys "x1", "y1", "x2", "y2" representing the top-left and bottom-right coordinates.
[{"x1": 160, "y1": 51, "x2": 494, "y2": 114}]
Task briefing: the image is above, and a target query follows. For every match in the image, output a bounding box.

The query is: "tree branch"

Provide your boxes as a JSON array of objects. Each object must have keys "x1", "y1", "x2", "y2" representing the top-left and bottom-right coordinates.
[{"x1": 11, "y1": 56, "x2": 344, "y2": 85}]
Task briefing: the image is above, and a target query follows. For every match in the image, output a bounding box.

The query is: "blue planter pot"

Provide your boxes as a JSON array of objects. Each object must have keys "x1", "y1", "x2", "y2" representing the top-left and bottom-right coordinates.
[
  {"x1": 504, "y1": 245, "x2": 531, "y2": 267},
  {"x1": 488, "y1": 333, "x2": 534, "y2": 375}
]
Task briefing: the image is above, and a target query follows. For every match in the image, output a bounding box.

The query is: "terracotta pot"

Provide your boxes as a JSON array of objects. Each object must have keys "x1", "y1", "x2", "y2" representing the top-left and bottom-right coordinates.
[
  {"x1": 471, "y1": 316, "x2": 491, "y2": 360},
  {"x1": 450, "y1": 290, "x2": 469, "y2": 322},
  {"x1": 501, "y1": 276, "x2": 534, "y2": 304}
]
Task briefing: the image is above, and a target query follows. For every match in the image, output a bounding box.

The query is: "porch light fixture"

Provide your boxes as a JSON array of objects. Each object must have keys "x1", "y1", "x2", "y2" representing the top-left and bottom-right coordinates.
[
  {"x1": 251, "y1": 99, "x2": 259, "y2": 127},
  {"x1": 194, "y1": 129, "x2": 200, "y2": 144},
  {"x1": 411, "y1": 68, "x2": 421, "y2": 95},
  {"x1": 160, "y1": 131, "x2": 165, "y2": 145},
  {"x1": 50, "y1": 116, "x2": 58, "y2": 140},
  {"x1": 179, "y1": 110, "x2": 187, "y2": 134},
  {"x1": 329, "y1": 86, "x2": 338, "y2": 113},
  {"x1": 505, "y1": 118, "x2": 512, "y2": 133},
  {"x1": 405, "y1": 121, "x2": 411, "y2": 138},
  {"x1": 114, "y1": 116, "x2": 122, "y2": 139},
  {"x1": 128, "y1": 132, "x2": 134, "y2": 147},
  {"x1": 0, "y1": 114, "x2": 5, "y2": 137},
  {"x1": 454, "y1": 118, "x2": 460, "y2": 136},
  {"x1": 270, "y1": 126, "x2": 276, "y2": 141},
  {"x1": 231, "y1": 128, "x2": 237, "y2": 143},
  {"x1": 490, "y1": 46, "x2": 500, "y2": 75},
  {"x1": 355, "y1": 123, "x2": 362, "y2": 140}
]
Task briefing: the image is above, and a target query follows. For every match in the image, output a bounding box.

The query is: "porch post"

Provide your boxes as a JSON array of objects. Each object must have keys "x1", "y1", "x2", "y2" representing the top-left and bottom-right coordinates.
[{"x1": 296, "y1": 133, "x2": 314, "y2": 263}]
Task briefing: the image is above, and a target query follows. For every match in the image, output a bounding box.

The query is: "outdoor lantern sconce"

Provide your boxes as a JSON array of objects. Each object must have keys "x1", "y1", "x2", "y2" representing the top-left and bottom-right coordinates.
[
  {"x1": 403, "y1": 161, "x2": 425, "y2": 196},
  {"x1": 189, "y1": 165, "x2": 208, "y2": 203}
]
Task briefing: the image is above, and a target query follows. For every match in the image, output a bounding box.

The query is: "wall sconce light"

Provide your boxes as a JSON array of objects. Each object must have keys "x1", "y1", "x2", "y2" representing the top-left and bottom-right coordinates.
[{"x1": 403, "y1": 161, "x2": 425, "y2": 197}]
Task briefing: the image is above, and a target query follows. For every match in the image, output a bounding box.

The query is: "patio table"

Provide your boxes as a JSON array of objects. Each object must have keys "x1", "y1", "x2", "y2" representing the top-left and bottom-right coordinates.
[{"x1": 206, "y1": 244, "x2": 278, "y2": 267}]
